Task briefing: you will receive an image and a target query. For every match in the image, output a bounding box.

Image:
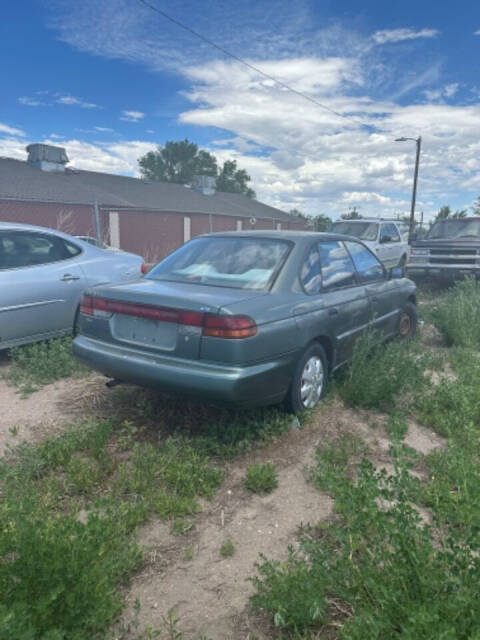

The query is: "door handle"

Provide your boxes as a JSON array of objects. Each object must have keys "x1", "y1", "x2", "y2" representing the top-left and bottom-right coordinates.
[
  {"x1": 60, "y1": 274, "x2": 80, "y2": 282},
  {"x1": 328, "y1": 307, "x2": 339, "y2": 316}
]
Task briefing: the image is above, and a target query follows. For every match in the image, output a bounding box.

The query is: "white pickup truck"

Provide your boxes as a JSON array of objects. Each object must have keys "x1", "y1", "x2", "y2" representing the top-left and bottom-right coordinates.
[{"x1": 329, "y1": 219, "x2": 410, "y2": 269}]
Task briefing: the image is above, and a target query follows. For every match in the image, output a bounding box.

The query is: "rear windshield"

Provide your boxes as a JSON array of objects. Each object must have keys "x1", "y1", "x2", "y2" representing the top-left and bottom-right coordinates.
[
  {"x1": 427, "y1": 219, "x2": 480, "y2": 240},
  {"x1": 330, "y1": 222, "x2": 378, "y2": 241},
  {"x1": 147, "y1": 236, "x2": 291, "y2": 290}
]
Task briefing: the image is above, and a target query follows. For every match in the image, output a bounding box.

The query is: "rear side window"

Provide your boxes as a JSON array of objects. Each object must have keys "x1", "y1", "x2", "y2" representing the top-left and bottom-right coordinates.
[
  {"x1": 148, "y1": 236, "x2": 291, "y2": 290},
  {"x1": 345, "y1": 241, "x2": 385, "y2": 283},
  {"x1": 0, "y1": 231, "x2": 81, "y2": 270},
  {"x1": 300, "y1": 244, "x2": 321, "y2": 294},
  {"x1": 319, "y1": 241, "x2": 357, "y2": 291}
]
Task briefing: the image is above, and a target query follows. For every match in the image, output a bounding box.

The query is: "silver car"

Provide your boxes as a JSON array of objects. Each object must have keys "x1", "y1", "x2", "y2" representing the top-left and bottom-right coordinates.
[{"x1": 0, "y1": 222, "x2": 145, "y2": 350}]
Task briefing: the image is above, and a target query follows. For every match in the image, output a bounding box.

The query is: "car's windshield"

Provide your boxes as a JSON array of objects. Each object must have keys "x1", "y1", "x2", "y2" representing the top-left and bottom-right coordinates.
[
  {"x1": 427, "y1": 219, "x2": 480, "y2": 240},
  {"x1": 147, "y1": 236, "x2": 291, "y2": 290},
  {"x1": 330, "y1": 222, "x2": 379, "y2": 241}
]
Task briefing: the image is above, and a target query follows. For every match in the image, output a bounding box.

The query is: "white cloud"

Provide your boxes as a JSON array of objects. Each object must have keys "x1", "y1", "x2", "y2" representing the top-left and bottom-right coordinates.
[
  {"x1": 120, "y1": 110, "x2": 145, "y2": 122},
  {"x1": 0, "y1": 123, "x2": 25, "y2": 136},
  {"x1": 56, "y1": 94, "x2": 100, "y2": 108},
  {"x1": 474, "y1": 30, "x2": 480, "y2": 36},
  {"x1": 372, "y1": 28, "x2": 440, "y2": 44},
  {"x1": 95, "y1": 126, "x2": 114, "y2": 132},
  {"x1": 424, "y1": 83, "x2": 459, "y2": 101},
  {"x1": 18, "y1": 96, "x2": 44, "y2": 107}
]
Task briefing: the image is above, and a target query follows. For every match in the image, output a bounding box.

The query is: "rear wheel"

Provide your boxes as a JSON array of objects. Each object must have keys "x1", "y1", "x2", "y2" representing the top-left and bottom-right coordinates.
[
  {"x1": 398, "y1": 302, "x2": 417, "y2": 339},
  {"x1": 284, "y1": 343, "x2": 328, "y2": 413}
]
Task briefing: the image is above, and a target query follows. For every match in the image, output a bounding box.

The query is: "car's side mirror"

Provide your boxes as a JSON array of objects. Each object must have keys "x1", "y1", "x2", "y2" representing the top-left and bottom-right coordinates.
[
  {"x1": 390, "y1": 266, "x2": 404, "y2": 279},
  {"x1": 380, "y1": 235, "x2": 392, "y2": 244}
]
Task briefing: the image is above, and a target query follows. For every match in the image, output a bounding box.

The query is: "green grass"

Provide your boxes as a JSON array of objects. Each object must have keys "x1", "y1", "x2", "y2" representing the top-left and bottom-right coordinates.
[
  {"x1": 5, "y1": 337, "x2": 88, "y2": 395},
  {"x1": 338, "y1": 330, "x2": 427, "y2": 411},
  {"x1": 251, "y1": 301, "x2": 480, "y2": 639},
  {"x1": 219, "y1": 540, "x2": 236, "y2": 557},
  {"x1": 430, "y1": 278, "x2": 480, "y2": 348},
  {"x1": 245, "y1": 462, "x2": 278, "y2": 493},
  {"x1": 126, "y1": 390, "x2": 298, "y2": 459},
  {"x1": 0, "y1": 420, "x2": 223, "y2": 639},
  {"x1": 251, "y1": 434, "x2": 480, "y2": 639}
]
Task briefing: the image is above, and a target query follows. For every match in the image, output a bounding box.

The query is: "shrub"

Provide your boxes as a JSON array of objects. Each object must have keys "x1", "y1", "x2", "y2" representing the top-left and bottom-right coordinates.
[
  {"x1": 339, "y1": 330, "x2": 426, "y2": 410},
  {"x1": 220, "y1": 540, "x2": 236, "y2": 557},
  {"x1": 431, "y1": 278, "x2": 480, "y2": 348},
  {"x1": 245, "y1": 462, "x2": 278, "y2": 493}
]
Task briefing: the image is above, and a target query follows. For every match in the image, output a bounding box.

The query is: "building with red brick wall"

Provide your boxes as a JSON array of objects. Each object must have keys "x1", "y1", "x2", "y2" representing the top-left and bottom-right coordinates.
[{"x1": 0, "y1": 145, "x2": 310, "y2": 262}]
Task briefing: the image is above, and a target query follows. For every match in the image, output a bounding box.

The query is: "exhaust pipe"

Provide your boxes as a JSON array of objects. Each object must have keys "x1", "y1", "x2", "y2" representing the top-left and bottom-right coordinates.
[{"x1": 105, "y1": 378, "x2": 123, "y2": 389}]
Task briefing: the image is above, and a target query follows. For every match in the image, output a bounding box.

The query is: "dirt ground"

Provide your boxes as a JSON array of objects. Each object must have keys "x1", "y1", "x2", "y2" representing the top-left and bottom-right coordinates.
[{"x1": 0, "y1": 352, "x2": 446, "y2": 639}]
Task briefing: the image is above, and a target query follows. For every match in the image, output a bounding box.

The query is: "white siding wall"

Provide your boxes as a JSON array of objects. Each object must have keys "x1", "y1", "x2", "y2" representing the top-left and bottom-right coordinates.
[
  {"x1": 183, "y1": 216, "x2": 191, "y2": 243},
  {"x1": 109, "y1": 211, "x2": 120, "y2": 248}
]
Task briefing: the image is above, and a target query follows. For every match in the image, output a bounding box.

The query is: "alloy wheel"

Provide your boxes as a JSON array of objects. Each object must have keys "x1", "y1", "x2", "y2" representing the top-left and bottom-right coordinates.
[{"x1": 300, "y1": 355, "x2": 324, "y2": 409}]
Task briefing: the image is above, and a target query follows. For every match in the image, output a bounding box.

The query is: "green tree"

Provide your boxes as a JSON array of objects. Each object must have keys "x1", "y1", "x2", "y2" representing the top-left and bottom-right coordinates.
[
  {"x1": 138, "y1": 140, "x2": 255, "y2": 198},
  {"x1": 472, "y1": 197, "x2": 480, "y2": 216},
  {"x1": 434, "y1": 205, "x2": 468, "y2": 223},
  {"x1": 341, "y1": 207, "x2": 362, "y2": 220},
  {"x1": 216, "y1": 160, "x2": 255, "y2": 198},
  {"x1": 138, "y1": 139, "x2": 218, "y2": 185},
  {"x1": 313, "y1": 214, "x2": 332, "y2": 231}
]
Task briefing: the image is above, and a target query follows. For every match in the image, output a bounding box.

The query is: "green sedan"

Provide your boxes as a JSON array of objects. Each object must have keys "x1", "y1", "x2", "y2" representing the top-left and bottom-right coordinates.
[{"x1": 73, "y1": 231, "x2": 417, "y2": 412}]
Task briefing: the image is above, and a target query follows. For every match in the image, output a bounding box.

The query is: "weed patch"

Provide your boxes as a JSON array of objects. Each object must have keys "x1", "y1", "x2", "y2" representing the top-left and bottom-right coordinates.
[
  {"x1": 0, "y1": 421, "x2": 223, "y2": 639},
  {"x1": 339, "y1": 331, "x2": 426, "y2": 411},
  {"x1": 430, "y1": 278, "x2": 480, "y2": 348},
  {"x1": 5, "y1": 337, "x2": 87, "y2": 395},
  {"x1": 245, "y1": 462, "x2": 278, "y2": 493},
  {"x1": 220, "y1": 540, "x2": 236, "y2": 557}
]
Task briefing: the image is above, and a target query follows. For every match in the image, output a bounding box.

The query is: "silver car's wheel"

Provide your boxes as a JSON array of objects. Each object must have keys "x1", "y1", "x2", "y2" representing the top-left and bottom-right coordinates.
[
  {"x1": 300, "y1": 356, "x2": 325, "y2": 409},
  {"x1": 284, "y1": 343, "x2": 328, "y2": 413}
]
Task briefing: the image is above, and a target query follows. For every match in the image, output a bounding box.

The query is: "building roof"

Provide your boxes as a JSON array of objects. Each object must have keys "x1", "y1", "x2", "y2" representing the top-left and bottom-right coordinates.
[{"x1": 0, "y1": 157, "x2": 295, "y2": 223}]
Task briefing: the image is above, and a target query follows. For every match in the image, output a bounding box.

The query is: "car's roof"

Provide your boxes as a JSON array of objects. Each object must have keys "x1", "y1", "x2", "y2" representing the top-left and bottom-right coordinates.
[
  {"x1": 200, "y1": 230, "x2": 361, "y2": 243},
  {"x1": 0, "y1": 220, "x2": 64, "y2": 234}
]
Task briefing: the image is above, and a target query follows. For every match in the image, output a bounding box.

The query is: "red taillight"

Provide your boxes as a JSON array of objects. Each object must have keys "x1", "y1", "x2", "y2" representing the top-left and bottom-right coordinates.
[
  {"x1": 80, "y1": 296, "x2": 257, "y2": 339},
  {"x1": 203, "y1": 314, "x2": 257, "y2": 339},
  {"x1": 79, "y1": 295, "x2": 94, "y2": 315},
  {"x1": 141, "y1": 262, "x2": 147, "y2": 275}
]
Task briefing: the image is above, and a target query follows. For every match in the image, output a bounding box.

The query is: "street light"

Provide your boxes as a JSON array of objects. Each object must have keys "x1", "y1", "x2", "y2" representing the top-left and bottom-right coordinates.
[{"x1": 395, "y1": 136, "x2": 422, "y2": 242}]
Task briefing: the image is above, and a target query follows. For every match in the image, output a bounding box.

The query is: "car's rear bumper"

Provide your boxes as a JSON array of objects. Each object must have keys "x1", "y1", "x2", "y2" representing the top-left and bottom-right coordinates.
[{"x1": 73, "y1": 335, "x2": 298, "y2": 406}]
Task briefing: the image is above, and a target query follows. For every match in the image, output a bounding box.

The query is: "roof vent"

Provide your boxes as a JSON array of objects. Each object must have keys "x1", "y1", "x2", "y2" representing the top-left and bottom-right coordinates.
[
  {"x1": 26, "y1": 144, "x2": 69, "y2": 173},
  {"x1": 192, "y1": 175, "x2": 216, "y2": 196}
]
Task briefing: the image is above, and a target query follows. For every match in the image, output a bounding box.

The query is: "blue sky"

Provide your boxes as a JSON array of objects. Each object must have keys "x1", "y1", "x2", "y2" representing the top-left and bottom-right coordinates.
[{"x1": 1, "y1": 0, "x2": 480, "y2": 220}]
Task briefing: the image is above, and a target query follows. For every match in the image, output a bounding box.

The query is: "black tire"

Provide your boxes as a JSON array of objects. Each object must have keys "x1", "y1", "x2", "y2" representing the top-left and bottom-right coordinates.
[
  {"x1": 284, "y1": 343, "x2": 328, "y2": 414},
  {"x1": 398, "y1": 302, "x2": 417, "y2": 339},
  {"x1": 398, "y1": 254, "x2": 407, "y2": 268}
]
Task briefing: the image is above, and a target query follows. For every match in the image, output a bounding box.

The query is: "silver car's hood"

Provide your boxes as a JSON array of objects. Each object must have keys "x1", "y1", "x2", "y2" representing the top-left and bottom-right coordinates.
[{"x1": 87, "y1": 278, "x2": 266, "y2": 314}]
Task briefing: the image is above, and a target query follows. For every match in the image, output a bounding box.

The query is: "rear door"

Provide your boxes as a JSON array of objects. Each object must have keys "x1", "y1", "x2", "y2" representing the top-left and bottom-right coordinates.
[
  {"x1": 0, "y1": 230, "x2": 86, "y2": 347},
  {"x1": 317, "y1": 241, "x2": 370, "y2": 365},
  {"x1": 295, "y1": 241, "x2": 371, "y2": 366},
  {"x1": 345, "y1": 240, "x2": 399, "y2": 337}
]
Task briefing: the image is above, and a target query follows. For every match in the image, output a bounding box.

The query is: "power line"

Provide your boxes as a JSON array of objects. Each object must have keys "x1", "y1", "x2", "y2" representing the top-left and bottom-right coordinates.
[{"x1": 137, "y1": 0, "x2": 370, "y2": 129}]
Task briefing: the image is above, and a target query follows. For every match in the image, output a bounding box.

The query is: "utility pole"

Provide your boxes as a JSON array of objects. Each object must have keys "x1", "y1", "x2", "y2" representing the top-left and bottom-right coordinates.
[
  {"x1": 93, "y1": 201, "x2": 102, "y2": 245},
  {"x1": 395, "y1": 136, "x2": 422, "y2": 243}
]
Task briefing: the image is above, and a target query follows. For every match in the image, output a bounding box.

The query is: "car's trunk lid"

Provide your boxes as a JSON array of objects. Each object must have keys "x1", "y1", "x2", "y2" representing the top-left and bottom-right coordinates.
[{"x1": 88, "y1": 278, "x2": 265, "y2": 359}]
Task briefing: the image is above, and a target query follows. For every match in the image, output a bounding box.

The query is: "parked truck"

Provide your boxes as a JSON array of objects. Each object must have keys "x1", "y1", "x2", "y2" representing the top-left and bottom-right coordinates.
[{"x1": 407, "y1": 217, "x2": 480, "y2": 280}]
